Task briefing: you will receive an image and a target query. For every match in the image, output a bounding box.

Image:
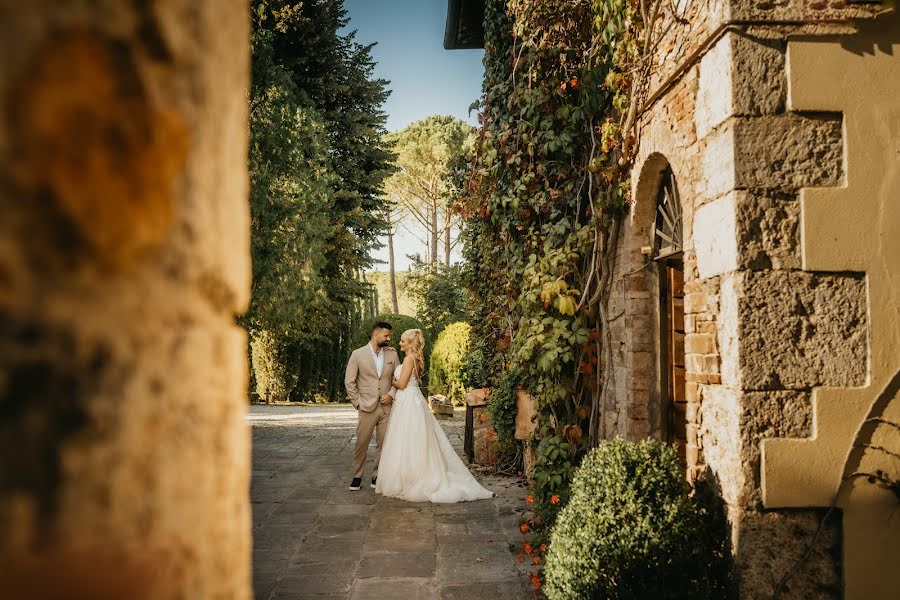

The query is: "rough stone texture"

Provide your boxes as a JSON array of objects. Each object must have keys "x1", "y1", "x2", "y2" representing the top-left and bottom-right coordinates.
[
  {"x1": 735, "y1": 509, "x2": 841, "y2": 600},
  {"x1": 734, "y1": 271, "x2": 867, "y2": 390},
  {"x1": 472, "y1": 406, "x2": 499, "y2": 466},
  {"x1": 695, "y1": 33, "x2": 786, "y2": 140},
  {"x1": 645, "y1": 0, "x2": 728, "y2": 97},
  {"x1": 728, "y1": 0, "x2": 883, "y2": 22},
  {"x1": 760, "y1": 15, "x2": 900, "y2": 598},
  {"x1": 739, "y1": 392, "x2": 812, "y2": 510},
  {"x1": 692, "y1": 189, "x2": 802, "y2": 277},
  {"x1": 695, "y1": 33, "x2": 734, "y2": 140},
  {"x1": 248, "y1": 405, "x2": 531, "y2": 600},
  {"x1": 0, "y1": 3, "x2": 251, "y2": 598},
  {"x1": 698, "y1": 386, "x2": 742, "y2": 508},
  {"x1": 613, "y1": 5, "x2": 894, "y2": 598},
  {"x1": 734, "y1": 191, "x2": 801, "y2": 271},
  {"x1": 704, "y1": 113, "x2": 843, "y2": 199},
  {"x1": 732, "y1": 114, "x2": 844, "y2": 191},
  {"x1": 429, "y1": 395, "x2": 455, "y2": 420},
  {"x1": 730, "y1": 33, "x2": 787, "y2": 118}
]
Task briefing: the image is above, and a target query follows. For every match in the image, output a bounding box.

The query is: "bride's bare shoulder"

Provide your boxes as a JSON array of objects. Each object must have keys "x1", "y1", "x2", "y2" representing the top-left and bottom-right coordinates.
[{"x1": 402, "y1": 354, "x2": 415, "y2": 364}]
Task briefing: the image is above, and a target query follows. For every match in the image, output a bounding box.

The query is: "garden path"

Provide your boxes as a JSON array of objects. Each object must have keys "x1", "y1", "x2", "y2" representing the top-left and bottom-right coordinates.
[{"x1": 249, "y1": 405, "x2": 534, "y2": 600}]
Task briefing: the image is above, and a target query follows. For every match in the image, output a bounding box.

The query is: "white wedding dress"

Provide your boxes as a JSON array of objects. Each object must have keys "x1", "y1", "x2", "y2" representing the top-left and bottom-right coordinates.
[{"x1": 376, "y1": 364, "x2": 493, "y2": 503}]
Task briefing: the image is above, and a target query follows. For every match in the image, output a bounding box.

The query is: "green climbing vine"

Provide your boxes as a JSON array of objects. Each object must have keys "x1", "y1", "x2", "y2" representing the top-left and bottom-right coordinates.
[{"x1": 457, "y1": 0, "x2": 656, "y2": 575}]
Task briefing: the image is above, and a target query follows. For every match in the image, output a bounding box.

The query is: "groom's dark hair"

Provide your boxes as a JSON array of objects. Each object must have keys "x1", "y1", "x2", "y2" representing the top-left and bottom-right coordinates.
[{"x1": 371, "y1": 321, "x2": 392, "y2": 333}]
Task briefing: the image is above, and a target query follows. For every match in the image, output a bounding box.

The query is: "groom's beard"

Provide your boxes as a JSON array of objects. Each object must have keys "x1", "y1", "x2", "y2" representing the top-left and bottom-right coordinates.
[{"x1": 378, "y1": 340, "x2": 390, "y2": 348}]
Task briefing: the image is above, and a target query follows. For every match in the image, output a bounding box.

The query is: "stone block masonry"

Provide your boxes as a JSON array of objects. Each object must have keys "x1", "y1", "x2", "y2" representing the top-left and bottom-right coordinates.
[{"x1": 612, "y1": 4, "x2": 897, "y2": 598}]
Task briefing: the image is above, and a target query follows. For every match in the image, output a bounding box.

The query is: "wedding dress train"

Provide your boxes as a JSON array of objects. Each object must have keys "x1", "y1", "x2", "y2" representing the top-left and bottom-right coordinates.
[{"x1": 376, "y1": 365, "x2": 493, "y2": 503}]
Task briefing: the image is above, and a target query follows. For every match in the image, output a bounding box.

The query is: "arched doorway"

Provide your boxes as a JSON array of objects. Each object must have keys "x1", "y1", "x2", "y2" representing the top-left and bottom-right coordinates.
[{"x1": 652, "y1": 166, "x2": 686, "y2": 462}]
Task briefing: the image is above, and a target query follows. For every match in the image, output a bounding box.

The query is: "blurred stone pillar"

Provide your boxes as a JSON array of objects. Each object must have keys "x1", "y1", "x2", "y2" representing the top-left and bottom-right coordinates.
[{"x1": 0, "y1": 2, "x2": 251, "y2": 598}]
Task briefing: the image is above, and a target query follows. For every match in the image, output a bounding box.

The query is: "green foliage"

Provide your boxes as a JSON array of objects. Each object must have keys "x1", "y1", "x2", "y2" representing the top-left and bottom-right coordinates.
[
  {"x1": 461, "y1": 337, "x2": 492, "y2": 390},
  {"x1": 457, "y1": 0, "x2": 643, "y2": 539},
  {"x1": 407, "y1": 260, "x2": 470, "y2": 339},
  {"x1": 386, "y1": 116, "x2": 471, "y2": 204},
  {"x1": 353, "y1": 313, "x2": 430, "y2": 368},
  {"x1": 246, "y1": 0, "x2": 393, "y2": 401},
  {"x1": 246, "y1": 7, "x2": 333, "y2": 339},
  {"x1": 544, "y1": 439, "x2": 729, "y2": 600},
  {"x1": 429, "y1": 322, "x2": 472, "y2": 405},
  {"x1": 385, "y1": 116, "x2": 473, "y2": 268},
  {"x1": 250, "y1": 330, "x2": 299, "y2": 402},
  {"x1": 365, "y1": 271, "x2": 416, "y2": 316},
  {"x1": 486, "y1": 370, "x2": 520, "y2": 442}
]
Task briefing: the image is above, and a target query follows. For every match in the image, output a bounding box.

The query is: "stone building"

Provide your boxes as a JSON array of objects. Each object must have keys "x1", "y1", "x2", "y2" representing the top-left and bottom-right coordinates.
[{"x1": 448, "y1": 1, "x2": 899, "y2": 598}]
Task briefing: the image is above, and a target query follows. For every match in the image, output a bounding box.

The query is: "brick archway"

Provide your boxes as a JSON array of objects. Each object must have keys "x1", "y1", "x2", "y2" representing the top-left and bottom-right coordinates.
[{"x1": 613, "y1": 153, "x2": 687, "y2": 463}]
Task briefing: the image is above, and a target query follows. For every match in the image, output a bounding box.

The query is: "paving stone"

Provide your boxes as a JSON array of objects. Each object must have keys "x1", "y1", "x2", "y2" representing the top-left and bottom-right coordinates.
[
  {"x1": 350, "y1": 577, "x2": 438, "y2": 600},
  {"x1": 272, "y1": 500, "x2": 324, "y2": 516},
  {"x1": 252, "y1": 578, "x2": 277, "y2": 600},
  {"x1": 357, "y1": 552, "x2": 437, "y2": 578},
  {"x1": 249, "y1": 405, "x2": 531, "y2": 600},
  {"x1": 319, "y1": 503, "x2": 375, "y2": 517},
  {"x1": 436, "y1": 522, "x2": 468, "y2": 535},
  {"x1": 283, "y1": 559, "x2": 359, "y2": 577},
  {"x1": 315, "y1": 515, "x2": 371, "y2": 534},
  {"x1": 292, "y1": 549, "x2": 362, "y2": 567},
  {"x1": 370, "y1": 510, "x2": 435, "y2": 533},
  {"x1": 437, "y1": 540, "x2": 520, "y2": 584},
  {"x1": 363, "y1": 530, "x2": 437, "y2": 554},
  {"x1": 439, "y1": 581, "x2": 531, "y2": 600},
  {"x1": 298, "y1": 532, "x2": 366, "y2": 555},
  {"x1": 253, "y1": 526, "x2": 309, "y2": 550},
  {"x1": 272, "y1": 572, "x2": 353, "y2": 597}
]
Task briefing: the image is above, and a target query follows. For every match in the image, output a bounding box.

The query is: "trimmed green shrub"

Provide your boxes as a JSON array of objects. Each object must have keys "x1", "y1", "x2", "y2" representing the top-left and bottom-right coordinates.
[
  {"x1": 250, "y1": 330, "x2": 299, "y2": 402},
  {"x1": 352, "y1": 313, "x2": 430, "y2": 370},
  {"x1": 544, "y1": 438, "x2": 729, "y2": 600},
  {"x1": 429, "y1": 322, "x2": 472, "y2": 405}
]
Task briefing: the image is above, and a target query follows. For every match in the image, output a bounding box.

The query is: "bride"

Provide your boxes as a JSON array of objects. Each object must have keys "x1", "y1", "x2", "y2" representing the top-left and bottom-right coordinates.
[{"x1": 376, "y1": 328, "x2": 493, "y2": 503}]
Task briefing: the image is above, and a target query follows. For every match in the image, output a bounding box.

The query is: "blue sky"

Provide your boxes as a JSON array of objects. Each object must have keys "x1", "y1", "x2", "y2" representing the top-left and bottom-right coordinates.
[
  {"x1": 343, "y1": 0, "x2": 484, "y2": 271},
  {"x1": 343, "y1": 0, "x2": 484, "y2": 132}
]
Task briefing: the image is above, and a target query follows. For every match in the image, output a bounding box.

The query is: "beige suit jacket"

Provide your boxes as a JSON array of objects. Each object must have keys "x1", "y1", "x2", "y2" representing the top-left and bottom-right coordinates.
[{"x1": 345, "y1": 344, "x2": 398, "y2": 413}]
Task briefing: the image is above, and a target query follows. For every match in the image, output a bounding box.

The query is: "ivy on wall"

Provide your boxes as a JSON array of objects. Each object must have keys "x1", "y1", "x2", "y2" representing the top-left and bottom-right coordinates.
[{"x1": 458, "y1": 0, "x2": 644, "y2": 551}]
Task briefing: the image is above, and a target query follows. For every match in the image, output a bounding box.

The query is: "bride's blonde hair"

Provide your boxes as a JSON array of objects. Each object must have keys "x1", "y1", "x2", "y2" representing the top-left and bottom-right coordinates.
[{"x1": 401, "y1": 328, "x2": 425, "y2": 378}]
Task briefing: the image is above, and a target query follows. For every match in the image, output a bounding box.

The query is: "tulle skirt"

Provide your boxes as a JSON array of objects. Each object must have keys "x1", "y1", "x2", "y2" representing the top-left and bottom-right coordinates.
[{"x1": 376, "y1": 384, "x2": 493, "y2": 503}]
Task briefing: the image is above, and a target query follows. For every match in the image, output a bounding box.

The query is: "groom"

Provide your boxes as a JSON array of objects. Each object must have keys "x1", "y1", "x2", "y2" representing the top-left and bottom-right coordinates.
[{"x1": 344, "y1": 321, "x2": 398, "y2": 491}]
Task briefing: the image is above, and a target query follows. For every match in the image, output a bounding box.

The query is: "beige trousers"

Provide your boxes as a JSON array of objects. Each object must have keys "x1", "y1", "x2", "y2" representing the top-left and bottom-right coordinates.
[{"x1": 352, "y1": 404, "x2": 390, "y2": 479}]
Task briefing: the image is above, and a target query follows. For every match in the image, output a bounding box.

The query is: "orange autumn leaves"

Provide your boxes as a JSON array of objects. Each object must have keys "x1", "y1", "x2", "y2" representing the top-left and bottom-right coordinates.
[
  {"x1": 562, "y1": 423, "x2": 582, "y2": 446},
  {"x1": 517, "y1": 537, "x2": 550, "y2": 590},
  {"x1": 559, "y1": 76, "x2": 579, "y2": 91},
  {"x1": 526, "y1": 494, "x2": 559, "y2": 505},
  {"x1": 478, "y1": 413, "x2": 497, "y2": 440},
  {"x1": 522, "y1": 495, "x2": 557, "y2": 592}
]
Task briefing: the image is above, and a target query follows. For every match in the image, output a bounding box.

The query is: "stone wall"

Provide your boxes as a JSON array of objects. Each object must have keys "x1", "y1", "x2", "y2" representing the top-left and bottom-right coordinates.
[
  {"x1": 606, "y1": 1, "x2": 897, "y2": 598},
  {"x1": 0, "y1": 3, "x2": 251, "y2": 598}
]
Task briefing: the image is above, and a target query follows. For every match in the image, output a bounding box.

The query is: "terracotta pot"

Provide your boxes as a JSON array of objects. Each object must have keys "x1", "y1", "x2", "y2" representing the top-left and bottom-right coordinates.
[{"x1": 515, "y1": 387, "x2": 536, "y2": 440}]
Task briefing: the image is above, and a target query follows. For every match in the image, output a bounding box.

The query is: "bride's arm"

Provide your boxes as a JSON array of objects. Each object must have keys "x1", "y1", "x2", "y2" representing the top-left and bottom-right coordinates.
[{"x1": 392, "y1": 356, "x2": 415, "y2": 390}]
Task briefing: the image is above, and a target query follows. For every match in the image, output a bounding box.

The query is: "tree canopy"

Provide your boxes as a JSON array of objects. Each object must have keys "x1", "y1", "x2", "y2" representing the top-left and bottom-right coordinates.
[
  {"x1": 384, "y1": 115, "x2": 473, "y2": 267},
  {"x1": 247, "y1": 0, "x2": 393, "y2": 401}
]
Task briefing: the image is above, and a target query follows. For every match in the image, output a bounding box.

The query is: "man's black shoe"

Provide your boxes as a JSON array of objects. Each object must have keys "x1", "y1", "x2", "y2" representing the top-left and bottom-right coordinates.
[
  {"x1": 349, "y1": 477, "x2": 362, "y2": 491},
  {"x1": 371, "y1": 477, "x2": 377, "y2": 489}
]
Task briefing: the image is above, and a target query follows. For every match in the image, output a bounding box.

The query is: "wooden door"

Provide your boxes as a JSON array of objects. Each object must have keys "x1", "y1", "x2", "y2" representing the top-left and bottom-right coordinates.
[{"x1": 660, "y1": 261, "x2": 686, "y2": 461}]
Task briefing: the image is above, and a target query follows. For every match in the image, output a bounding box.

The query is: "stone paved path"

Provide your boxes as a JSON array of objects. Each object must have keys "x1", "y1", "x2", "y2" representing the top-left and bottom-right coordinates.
[{"x1": 249, "y1": 405, "x2": 533, "y2": 600}]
